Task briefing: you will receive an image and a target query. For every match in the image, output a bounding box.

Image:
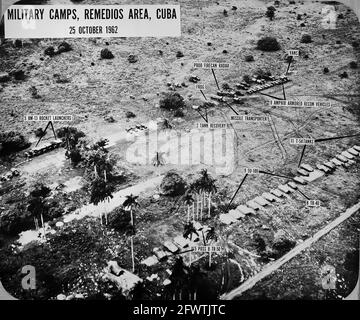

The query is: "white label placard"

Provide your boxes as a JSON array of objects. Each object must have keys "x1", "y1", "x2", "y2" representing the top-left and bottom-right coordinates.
[
  {"x1": 191, "y1": 246, "x2": 223, "y2": 253},
  {"x1": 195, "y1": 84, "x2": 206, "y2": 90},
  {"x1": 197, "y1": 123, "x2": 232, "y2": 129},
  {"x1": 269, "y1": 100, "x2": 331, "y2": 108},
  {"x1": 290, "y1": 138, "x2": 315, "y2": 145},
  {"x1": 24, "y1": 115, "x2": 74, "y2": 122},
  {"x1": 193, "y1": 62, "x2": 231, "y2": 70},
  {"x1": 287, "y1": 50, "x2": 299, "y2": 57},
  {"x1": 306, "y1": 200, "x2": 321, "y2": 207},
  {"x1": 4, "y1": 5, "x2": 181, "y2": 38},
  {"x1": 231, "y1": 115, "x2": 269, "y2": 122}
]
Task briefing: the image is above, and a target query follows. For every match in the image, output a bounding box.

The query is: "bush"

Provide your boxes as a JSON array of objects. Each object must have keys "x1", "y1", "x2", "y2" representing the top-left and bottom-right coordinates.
[
  {"x1": 46, "y1": 200, "x2": 65, "y2": 220},
  {"x1": 29, "y1": 86, "x2": 40, "y2": 98},
  {"x1": 300, "y1": 34, "x2": 312, "y2": 43},
  {"x1": 56, "y1": 127, "x2": 85, "y2": 149},
  {"x1": 254, "y1": 234, "x2": 267, "y2": 252},
  {"x1": 0, "y1": 205, "x2": 33, "y2": 236},
  {"x1": 29, "y1": 182, "x2": 51, "y2": 199},
  {"x1": 176, "y1": 51, "x2": 184, "y2": 58},
  {"x1": 100, "y1": 48, "x2": 114, "y2": 59},
  {"x1": 44, "y1": 46, "x2": 56, "y2": 57},
  {"x1": 266, "y1": 6, "x2": 276, "y2": 20},
  {"x1": 13, "y1": 69, "x2": 25, "y2": 80},
  {"x1": 108, "y1": 208, "x2": 131, "y2": 232},
  {"x1": 270, "y1": 230, "x2": 296, "y2": 259},
  {"x1": 174, "y1": 109, "x2": 184, "y2": 117},
  {"x1": 0, "y1": 131, "x2": 30, "y2": 155},
  {"x1": 352, "y1": 41, "x2": 359, "y2": 49},
  {"x1": 257, "y1": 37, "x2": 281, "y2": 51},
  {"x1": 255, "y1": 69, "x2": 272, "y2": 79},
  {"x1": 57, "y1": 42, "x2": 72, "y2": 53},
  {"x1": 245, "y1": 55, "x2": 254, "y2": 62},
  {"x1": 13, "y1": 39, "x2": 22, "y2": 48},
  {"x1": 34, "y1": 128, "x2": 46, "y2": 138},
  {"x1": 243, "y1": 75, "x2": 251, "y2": 83},
  {"x1": 125, "y1": 111, "x2": 136, "y2": 119},
  {"x1": 160, "y1": 171, "x2": 186, "y2": 196},
  {"x1": 350, "y1": 61, "x2": 358, "y2": 69},
  {"x1": 159, "y1": 93, "x2": 186, "y2": 111},
  {"x1": 222, "y1": 83, "x2": 231, "y2": 90},
  {"x1": 128, "y1": 54, "x2": 138, "y2": 63},
  {"x1": 272, "y1": 237, "x2": 296, "y2": 258},
  {"x1": 104, "y1": 116, "x2": 115, "y2": 123},
  {"x1": 323, "y1": 67, "x2": 329, "y2": 74},
  {"x1": 67, "y1": 149, "x2": 82, "y2": 165}
]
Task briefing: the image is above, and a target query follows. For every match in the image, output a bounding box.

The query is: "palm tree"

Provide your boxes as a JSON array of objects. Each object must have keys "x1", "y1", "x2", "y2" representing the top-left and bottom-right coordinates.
[
  {"x1": 191, "y1": 169, "x2": 217, "y2": 220},
  {"x1": 183, "y1": 222, "x2": 199, "y2": 241},
  {"x1": 89, "y1": 176, "x2": 114, "y2": 225},
  {"x1": 204, "y1": 179, "x2": 217, "y2": 219},
  {"x1": 27, "y1": 183, "x2": 51, "y2": 238},
  {"x1": 198, "y1": 169, "x2": 217, "y2": 218},
  {"x1": 123, "y1": 194, "x2": 139, "y2": 272},
  {"x1": 205, "y1": 227, "x2": 218, "y2": 267},
  {"x1": 151, "y1": 151, "x2": 166, "y2": 167},
  {"x1": 161, "y1": 118, "x2": 173, "y2": 130},
  {"x1": 266, "y1": 6, "x2": 276, "y2": 21},
  {"x1": 122, "y1": 194, "x2": 139, "y2": 226},
  {"x1": 28, "y1": 196, "x2": 47, "y2": 237},
  {"x1": 169, "y1": 257, "x2": 188, "y2": 300},
  {"x1": 183, "y1": 192, "x2": 194, "y2": 222},
  {"x1": 189, "y1": 181, "x2": 203, "y2": 220},
  {"x1": 206, "y1": 226, "x2": 218, "y2": 244},
  {"x1": 83, "y1": 139, "x2": 115, "y2": 180}
]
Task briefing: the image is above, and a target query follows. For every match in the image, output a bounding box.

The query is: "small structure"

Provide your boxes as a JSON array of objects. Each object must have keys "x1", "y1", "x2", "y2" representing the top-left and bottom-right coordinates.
[{"x1": 103, "y1": 261, "x2": 143, "y2": 299}]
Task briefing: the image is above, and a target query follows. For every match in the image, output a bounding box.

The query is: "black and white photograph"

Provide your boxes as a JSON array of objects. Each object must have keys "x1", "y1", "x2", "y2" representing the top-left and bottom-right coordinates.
[{"x1": 0, "y1": 0, "x2": 360, "y2": 306}]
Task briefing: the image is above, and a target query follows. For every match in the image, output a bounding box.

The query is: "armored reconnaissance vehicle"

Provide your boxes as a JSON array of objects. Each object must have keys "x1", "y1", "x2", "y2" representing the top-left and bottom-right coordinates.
[
  {"x1": 210, "y1": 95, "x2": 225, "y2": 102},
  {"x1": 24, "y1": 139, "x2": 64, "y2": 158},
  {"x1": 217, "y1": 90, "x2": 236, "y2": 98},
  {"x1": 235, "y1": 83, "x2": 250, "y2": 90},
  {"x1": 246, "y1": 75, "x2": 290, "y2": 94}
]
